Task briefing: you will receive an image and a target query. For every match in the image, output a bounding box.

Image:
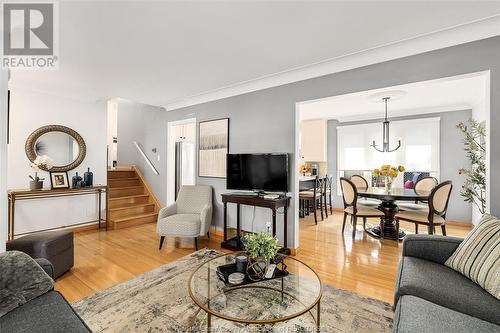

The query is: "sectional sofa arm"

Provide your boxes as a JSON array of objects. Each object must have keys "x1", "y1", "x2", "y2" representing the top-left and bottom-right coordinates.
[
  {"x1": 402, "y1": 234, "x2": 463, "y2": 265},
  {"x1": 35, "y1": 258, "x2": 55, "y2": 279}
]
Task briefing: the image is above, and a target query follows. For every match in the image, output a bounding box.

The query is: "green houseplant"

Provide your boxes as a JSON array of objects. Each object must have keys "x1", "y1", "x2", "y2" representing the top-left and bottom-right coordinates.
[
  {"x1": 457, "y1": 119, "x2": 486, "y2": 214},
  {"x1": 242, "y1": 232, "x2": 280, "y2": 279}
]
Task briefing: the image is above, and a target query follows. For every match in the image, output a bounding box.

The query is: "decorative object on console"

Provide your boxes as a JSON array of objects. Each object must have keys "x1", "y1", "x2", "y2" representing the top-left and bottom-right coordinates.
[
  {"x1": 72, "y1": 172, "x2": 83, "y2": 188},
  {"x1": 373, "y1": 164, "x2": 404, "y2": 192},
  {"x1": 50, "y1": 171, "x2": 69, "y2": 189},
  {"x1": 198, "y1": 118, "x2": 229, "y2": 178},
  {"x1": 25, "y1": 124, "x2": 87, "y2": 172},
  {"x1": 83, "y1": 168, "x2": 93, "y2": 187},
  {"x1": 28, "y1": 155, "x2": 53, "y2": 190}
]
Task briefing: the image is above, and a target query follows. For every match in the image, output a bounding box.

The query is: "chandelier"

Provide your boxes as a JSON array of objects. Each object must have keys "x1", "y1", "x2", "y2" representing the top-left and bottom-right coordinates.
[{"x1": 370, "y1": 96, "x2": 401, "y2": 153}]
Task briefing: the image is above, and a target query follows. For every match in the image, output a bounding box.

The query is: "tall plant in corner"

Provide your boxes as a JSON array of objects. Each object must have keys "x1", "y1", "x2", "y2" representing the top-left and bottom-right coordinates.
[{"x1": 457, "y1": 119, "x2": 486, "y2": 214}]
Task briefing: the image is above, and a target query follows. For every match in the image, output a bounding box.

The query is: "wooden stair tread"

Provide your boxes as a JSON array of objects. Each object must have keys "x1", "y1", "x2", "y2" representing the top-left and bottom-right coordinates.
[
  {"x1": 109, "y1": 203, "x2": 155, "y2": 212},
  {"x1": 108, "y1": 177, "x2": 139, "y2": 181},
  {"x1": 111, "y1": 212, "x2": 157, "y2": 223},
  {"x1": 109, "y1": 185, "x2": 144, "y2": 190},
  {"x1": 109, "y1": 194, "x2": 149, "y2": 201}
]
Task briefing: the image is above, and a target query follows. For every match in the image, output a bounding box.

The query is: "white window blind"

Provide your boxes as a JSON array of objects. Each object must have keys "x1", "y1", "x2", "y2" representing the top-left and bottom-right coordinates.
[{"x1": 337, "y1": 117, "x2": 440, "y2": 174}]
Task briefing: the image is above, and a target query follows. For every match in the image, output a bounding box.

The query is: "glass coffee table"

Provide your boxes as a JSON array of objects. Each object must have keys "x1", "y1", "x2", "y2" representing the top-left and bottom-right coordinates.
[{"x1": 188, "y1": 252, "x2": 323, "y2": 332}]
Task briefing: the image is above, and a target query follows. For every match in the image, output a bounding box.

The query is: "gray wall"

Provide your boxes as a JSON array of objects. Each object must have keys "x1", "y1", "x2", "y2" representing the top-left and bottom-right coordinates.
[
  {"x1": 117, "y1": 100, "x2": 167, "y2": 204},
  {"x1": 327, "y1": 110, "x2": 472, "y2": 222},
  {"x1": 123, "y1": 36, "x2": 499, "y2": 248}
]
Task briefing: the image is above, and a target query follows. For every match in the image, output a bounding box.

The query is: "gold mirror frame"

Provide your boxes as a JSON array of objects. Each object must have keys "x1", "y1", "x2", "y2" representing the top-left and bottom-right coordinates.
[{"x1": 25, "y1": 125, "x2": 87, "y2": 172}]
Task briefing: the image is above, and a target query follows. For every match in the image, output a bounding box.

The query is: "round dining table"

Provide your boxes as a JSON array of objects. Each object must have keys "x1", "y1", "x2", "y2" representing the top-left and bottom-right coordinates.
[{"x1": 357, "y1": 187, "x2": 430, "y2": 240}]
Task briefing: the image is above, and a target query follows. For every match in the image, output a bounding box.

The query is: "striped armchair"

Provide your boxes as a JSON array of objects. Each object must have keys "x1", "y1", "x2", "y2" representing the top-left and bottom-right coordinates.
[{"x1": 156, "y1": 185, "x2": 213, "y2": 250}]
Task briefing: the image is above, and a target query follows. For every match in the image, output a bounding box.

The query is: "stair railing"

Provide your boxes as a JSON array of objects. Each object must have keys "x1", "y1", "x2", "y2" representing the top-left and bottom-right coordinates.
[{"x1": 133, "y1": 141, "x2": 159, "y2": 175}]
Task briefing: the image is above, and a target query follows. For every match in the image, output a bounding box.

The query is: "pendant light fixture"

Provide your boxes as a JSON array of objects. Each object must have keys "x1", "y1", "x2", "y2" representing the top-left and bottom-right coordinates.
[{"x1": 371, "y1": 96, "x2": 401, "y2": 153}]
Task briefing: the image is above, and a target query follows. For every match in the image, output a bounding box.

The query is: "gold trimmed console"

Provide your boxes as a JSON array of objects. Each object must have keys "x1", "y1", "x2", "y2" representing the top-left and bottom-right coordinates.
[{"x1": 7, "y1": 186, "x2": 108, "y2": 240}]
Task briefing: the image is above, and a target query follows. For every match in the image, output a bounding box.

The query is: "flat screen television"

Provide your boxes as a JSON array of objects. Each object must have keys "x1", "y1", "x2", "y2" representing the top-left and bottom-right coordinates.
[{"x1": 226, "y1": 153, "x2": 289, "y2": 192}]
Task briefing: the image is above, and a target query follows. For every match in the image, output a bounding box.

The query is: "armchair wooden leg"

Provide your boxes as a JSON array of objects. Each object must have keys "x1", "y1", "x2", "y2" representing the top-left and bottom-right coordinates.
[
  {"x1": 363, "y1": 217, "x2": 367, "y2": 230},
  {"x1": 194, "y1": 237, "x2": 198, "y2": 251},
  {"x1": 342, "y1": 213, "x2": 347, "y2": 233},
  {"x1": 415, "y1": 224, "x2": 419, "y2": 234},
  {"x1": 207, "y1": 231, "x2": 210, "y2": 239},
  {"x1": 441, "y1": 225, "x2": 447, "y2": 236},
  {"x1": 159, "y1": 236, "x2": 165, "y2": 250}
]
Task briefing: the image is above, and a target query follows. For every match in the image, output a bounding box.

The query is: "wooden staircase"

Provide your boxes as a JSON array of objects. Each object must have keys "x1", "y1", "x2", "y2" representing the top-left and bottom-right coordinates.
[{"x1": 107, "y1": 166, "x2": 161, "y2": 230}]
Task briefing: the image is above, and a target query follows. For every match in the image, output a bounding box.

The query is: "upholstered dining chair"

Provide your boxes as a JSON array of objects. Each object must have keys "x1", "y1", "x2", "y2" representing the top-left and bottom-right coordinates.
[
  {"x1": 350, "y1": 175, "x2": 379, "y2": 207},
  {"x1": 398, "y1": 176, "x2": 438, "y2": 211},
  {"x1": 340, "y1": 177, "x2": 385, "y2": 238},
  {"x1": 395, "y1": 181, "x2": 453, "y2": 235},
  {"x1": 157, "y1": 185, "x2": 213, "y2": 250},
  {"x1": 299, "y1": 176, "x2": 324, "y2": 224}
]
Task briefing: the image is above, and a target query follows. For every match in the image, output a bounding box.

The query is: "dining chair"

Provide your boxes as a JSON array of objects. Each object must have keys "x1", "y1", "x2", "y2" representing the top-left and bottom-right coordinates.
[
  {"x1": 350, "y1": 175, "x2": 379, "y2": 207},
  {"x1": 398, "y1": 176, "x2": 438, "y2": 211},
  {"x1": 299, "y1": 176, "x2": 324, "y2": 224},
  {"x1": 340, "y1": 177, "x2": 385, "y2": 238},
  {"x1": 395, "y1": 180, "x2": 453, "y2": 235},
  {"x1": 324, "y1": 175, "x2": 334, "y2": 215}
]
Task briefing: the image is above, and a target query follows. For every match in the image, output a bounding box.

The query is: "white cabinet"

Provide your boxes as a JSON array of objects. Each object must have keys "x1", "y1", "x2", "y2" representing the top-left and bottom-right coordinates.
[
  {"x1": 300, "y1": 119, "x2": 327, "y2": 162},
  {"x1": 174, "y1": 122, "x2": 196, "y2": 143}
]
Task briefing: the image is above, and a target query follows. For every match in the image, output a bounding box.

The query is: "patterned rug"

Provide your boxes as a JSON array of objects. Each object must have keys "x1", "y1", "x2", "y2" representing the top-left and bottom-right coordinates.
[{"x1": 73, "y1": 249, "x2": 393, "y2": 332}]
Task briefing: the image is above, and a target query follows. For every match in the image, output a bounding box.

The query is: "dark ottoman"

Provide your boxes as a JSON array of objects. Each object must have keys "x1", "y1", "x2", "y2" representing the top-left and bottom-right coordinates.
[{"x1": 7, "y1": 231, "x2": 74, "y2": 279}]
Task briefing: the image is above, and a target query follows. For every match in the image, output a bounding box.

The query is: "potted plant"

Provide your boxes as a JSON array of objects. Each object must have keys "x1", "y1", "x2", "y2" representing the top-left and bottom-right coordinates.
[
  {"x1": 29, "y1": 155, "x2": 53, "y2": 190},
  {"x1": 373, "y1": 164, "x2": 405, "y2": 192},
  {"x1": 242, "y1": 232, "x2": 280, "y2": 279},
  {"x1": 457, "y1": 119, "x2": 486, "y2": 214}
]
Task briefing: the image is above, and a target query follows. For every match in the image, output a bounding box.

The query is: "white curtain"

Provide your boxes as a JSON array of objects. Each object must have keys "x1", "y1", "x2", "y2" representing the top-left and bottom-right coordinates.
[{"x1": 337, "y1": 117, "x2": 440, "y2": 182}]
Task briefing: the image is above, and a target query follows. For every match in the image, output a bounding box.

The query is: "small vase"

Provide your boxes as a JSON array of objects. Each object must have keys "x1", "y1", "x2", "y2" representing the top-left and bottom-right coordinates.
[
  {"x1": 29, "y1": 180, "x2": 43, "y2": 190},
  {"x1": 385, "y1": 177, "x2": 394, "y2": 192}
]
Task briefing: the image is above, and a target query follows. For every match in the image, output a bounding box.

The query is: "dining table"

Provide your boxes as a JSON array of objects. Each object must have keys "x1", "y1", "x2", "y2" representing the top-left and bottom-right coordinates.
[{"x1": 357, "y1": 187, "x2": 430, "y2": 240}]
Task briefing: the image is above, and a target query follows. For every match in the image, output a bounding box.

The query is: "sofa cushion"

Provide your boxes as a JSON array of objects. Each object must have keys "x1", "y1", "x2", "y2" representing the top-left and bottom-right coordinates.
[
  {"x1": 395, "y1": 256, "x2": 500, "y2": 325},
  {"x1": 393, "y1": 295, "x2": 500, "y2": 333},
  {"x1": 0, "y1": 251, "x2": 53, "y2": 318},
  {"x1": 445, "y1": 214, "x2": 500, "y2": 300},
  {"x1": 0, "y1": 291, "x2": 91, "y2": 333}
]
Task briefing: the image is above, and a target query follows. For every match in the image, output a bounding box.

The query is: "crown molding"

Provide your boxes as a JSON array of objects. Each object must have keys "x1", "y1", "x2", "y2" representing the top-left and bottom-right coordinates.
[{"x1": 163, "y1": 15, "x2": 500, "y2": 111}]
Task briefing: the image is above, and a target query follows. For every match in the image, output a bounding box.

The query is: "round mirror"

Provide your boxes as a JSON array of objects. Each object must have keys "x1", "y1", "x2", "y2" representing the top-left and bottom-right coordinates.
[{"x1": 25, "y1": 125, "x2": 86, "y2": 172}]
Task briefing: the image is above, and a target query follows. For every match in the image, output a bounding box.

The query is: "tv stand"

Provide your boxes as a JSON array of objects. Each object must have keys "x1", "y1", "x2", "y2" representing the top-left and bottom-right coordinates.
[{"x1": 221, "y1": 193, "x2": 291, "y2": 254}]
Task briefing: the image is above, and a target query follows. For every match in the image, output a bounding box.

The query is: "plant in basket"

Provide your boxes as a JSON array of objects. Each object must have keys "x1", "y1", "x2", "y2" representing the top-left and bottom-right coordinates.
[{"x1": 242, "y1": 232, "x2": 280, "y2": 281}]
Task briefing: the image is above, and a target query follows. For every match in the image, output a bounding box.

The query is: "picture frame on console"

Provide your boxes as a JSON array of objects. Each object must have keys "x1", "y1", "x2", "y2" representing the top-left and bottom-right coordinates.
[
  {"x1": 50, "y1": 171, "x2": 70, "y2": 189},
  {"x1": 198, "y1": 118, "x2": 229, "y2": 178}
]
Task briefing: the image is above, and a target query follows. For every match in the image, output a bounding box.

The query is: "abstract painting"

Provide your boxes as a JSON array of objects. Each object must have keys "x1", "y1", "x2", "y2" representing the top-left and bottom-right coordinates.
[{"x1": 198, "y1": 118, "x2": 229, "y2": 178}]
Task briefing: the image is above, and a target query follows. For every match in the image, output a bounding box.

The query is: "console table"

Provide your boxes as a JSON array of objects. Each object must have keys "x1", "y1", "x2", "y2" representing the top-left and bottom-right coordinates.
[
  {"x1": 221, "y1": 193, "x2": 291, "y2": 254},
  {"x1": 7, "y1": 186, "x2": 108, "y2": 240}
]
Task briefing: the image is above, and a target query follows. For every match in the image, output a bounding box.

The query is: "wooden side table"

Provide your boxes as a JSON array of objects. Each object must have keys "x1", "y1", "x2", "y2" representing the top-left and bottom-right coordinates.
[{"x1": 221, "y1": 193, "x2": 291, "y2": 254}]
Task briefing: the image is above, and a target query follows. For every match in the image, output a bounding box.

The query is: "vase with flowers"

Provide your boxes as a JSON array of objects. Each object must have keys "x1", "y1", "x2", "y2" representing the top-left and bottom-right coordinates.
[
  {"x1": 29, "y1": 155, "x2": 53, "y2": 190},
  {"x1": 373, "y1": 164, "x2": 405, "y2": 192}
]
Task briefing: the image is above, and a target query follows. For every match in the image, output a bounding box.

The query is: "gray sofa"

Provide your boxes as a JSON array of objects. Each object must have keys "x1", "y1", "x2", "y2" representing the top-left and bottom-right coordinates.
[
  {"x1": 393, "y1": 234, "x2": 500, "y2": 332},
  {"x1": 0, "y1": 256, "x2": 91, "y2": 332}
]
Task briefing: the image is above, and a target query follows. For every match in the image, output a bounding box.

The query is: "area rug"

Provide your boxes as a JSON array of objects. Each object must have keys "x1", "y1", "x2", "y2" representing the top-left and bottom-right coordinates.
[{"x1": 73, "y1": 249, "x2": 393, "y2": 332}]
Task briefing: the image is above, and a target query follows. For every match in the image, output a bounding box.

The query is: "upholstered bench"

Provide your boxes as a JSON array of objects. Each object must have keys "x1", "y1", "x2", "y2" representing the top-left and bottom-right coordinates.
[{"x1": 7, "y1": 231, "x2": 74, "y2": 279}]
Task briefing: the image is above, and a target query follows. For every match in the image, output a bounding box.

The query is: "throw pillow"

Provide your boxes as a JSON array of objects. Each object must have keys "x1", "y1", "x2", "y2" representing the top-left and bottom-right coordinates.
[
  {"x1": 445, "y1": 214, "x2": 499, "y2": 300},
  {"x1": 0, "y1": 251, "x2": 54, "y2": 317}
]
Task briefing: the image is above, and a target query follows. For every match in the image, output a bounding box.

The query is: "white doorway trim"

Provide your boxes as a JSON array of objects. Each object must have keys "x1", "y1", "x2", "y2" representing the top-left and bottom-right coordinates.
[{"x1": 166, "y1": 118, "x2": 196, "y2": 206}]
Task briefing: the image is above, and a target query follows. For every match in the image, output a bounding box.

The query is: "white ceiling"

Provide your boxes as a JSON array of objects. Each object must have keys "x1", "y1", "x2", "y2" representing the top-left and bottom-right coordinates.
[
  {"x1": 8, "y1": 1, "x2": 500, "y2": 109},
  {"x1": 299, "y1": 73, "x2": 487, "y2": 122}
]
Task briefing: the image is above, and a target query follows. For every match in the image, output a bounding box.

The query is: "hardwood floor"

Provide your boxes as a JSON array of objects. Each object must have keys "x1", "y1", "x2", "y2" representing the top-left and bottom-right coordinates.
[{"x1": 55, "y1": 212, "x2": 472, "y2": 304}]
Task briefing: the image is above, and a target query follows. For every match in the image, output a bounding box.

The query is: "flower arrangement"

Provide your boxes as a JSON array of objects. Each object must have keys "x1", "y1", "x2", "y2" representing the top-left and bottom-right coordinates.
[
  {"x1": 29, "y1": 155, "x2": 53, "y2": 188},
  {"x1": 373, "y1": 164, "x2": 404, "y2": 191},
  {"x1": 242, "y1": 232, "x2": 280, "y2": 263},
  {"x1": 300, "y1": 164, "x2": 310, "y2": 175}
]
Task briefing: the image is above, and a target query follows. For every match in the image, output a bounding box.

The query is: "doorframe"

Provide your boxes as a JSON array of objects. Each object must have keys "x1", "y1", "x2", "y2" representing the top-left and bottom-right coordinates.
[{"x1": 166, "y1": 118, "x2": 196, "y2": 206}]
